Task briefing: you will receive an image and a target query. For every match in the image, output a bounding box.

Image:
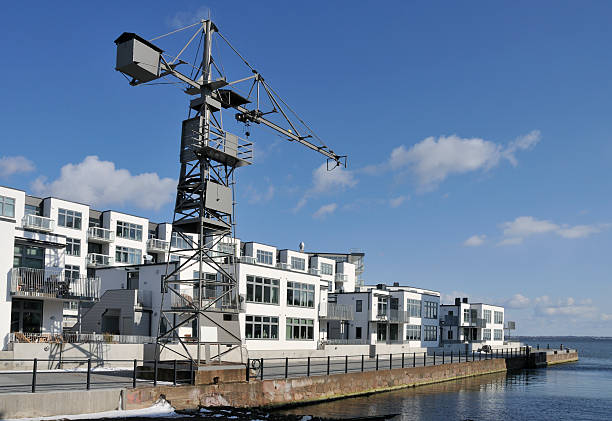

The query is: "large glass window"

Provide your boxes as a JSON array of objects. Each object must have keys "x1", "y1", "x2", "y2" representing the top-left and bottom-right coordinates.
[
  {"x1": 356, "y1": 300, "x2": 362, "y2": 312},
  {"x1": 58, "y1": 209, "x2": 82, "y2": 229},
  {"x1": 116, "y1": 221, "x2": 143, "y2": 241},
  {"x1": 321, "y1": 263, "x2": 333, "y2": 275},
  {"x1": 291, "y1": 256, "x2": 305, "y2": 271},
  {"x1": 256, "y1": 250, "x2": 273, "y2": 265},
  {"x1": 406, "y1": 324, "x2": 421, "y2": 341},
  {"x1": 287, "y1": 282, "x2": 315, "y2": 308},
  {"x1": 246, "y1": 275, "x2": 279, "y2": 304},
  {"x1": 13, "y1": 244, "x2": 44, "y2": 269},
  {"x1": 10, "y1": 299, "x2": 43, "y2": 333},
  {"x1": 194, "y1": 271, "x2": 218, "y2": 299},
  {"x1": 494, "y1": 311, "x2": 504, "y2": 324},
  {"x1": 66, "y1": 238, "x2": 81, "y2": 256},
  {"x1": 483, "y1": 328, "x2": 491, "y2": 340},
  {"x1": 424, "y1": 301, "x2": 438, "y2": 319},
  {"x1": 463, "y1": 308, "x2": 471, "y2": 323},
  {"x1": 65, "y1": 264, "x2": 80, "y2": 280},
  {"x1": 0, "y1": 196, "x2": 15, "y2": 218},
  {"x1": 286, "y1": 318, "x2": 314, "y2": 340},
  {"x1": 245, "y1": 315, "x2": 279, "y2": 340},
  {"x1": 407, "y1": 299, "x2": 422, "y2": 317},
  {"x1": 115, "y1": 246, "x2": 142, "y2": 264},
  {"x1": 377, "y1": 297, "x2": 388, "y2": 316},
  {"x1": 424, "y1": 325, "x2": 438, "y2": 341},
  {"x1": 171, "y1": 232, "x2": 193, "y2": 249},
  {"x1": 494, "y1": 329, "x2": 503, "y2": 340},
  {"x1": 24, "y1": 204, "x2": 40, "y2": 216},
  {"x1": 484, "y1": 309, "x2": 492, "y2": 324},
  {"x1": 377, "y1": 322, "x2": 387, "y2": 341}
]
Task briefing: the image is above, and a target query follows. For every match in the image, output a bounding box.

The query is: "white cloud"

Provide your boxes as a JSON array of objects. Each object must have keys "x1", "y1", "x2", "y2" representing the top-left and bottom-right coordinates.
[
  {"x1": 601, "y1": 314, "x2": 612, "y2": 321},
  {"x1": 245, "y1": 184, "x2": 275, "y2": 204},
  {"x1": 0, "y1": 156, "x2": 35, "y2": 177},
  {"x1": 504, "y1": 293, "x2": 531, "y2": 309},
  {"x1": 295, "y1": 163, "x2": 357, "y2": 211},
  {"x1": 167, "y1": 6, "x2": 210, "y2": 29},
  {"x1": 31, "y1": 156, "x2": 175, "y2": 211},
  {"x1": 389, "y1": 195, "x2": 408, "y2": 208},
  {"x1": 533, "y1": 295, "x2": 598, "y2": 318},
  {"x1": 502, "y1": 130, "x2": 541, "y2": 166},
  {"x1": 463, "y1": 234, "x2": 486, "y2": 247},
  {"x1": 313, "y1": 203, "x2": 337, "y2": 219},
  {"x1": 498, "y1": 216, "x2": 610, "y2": 245}
]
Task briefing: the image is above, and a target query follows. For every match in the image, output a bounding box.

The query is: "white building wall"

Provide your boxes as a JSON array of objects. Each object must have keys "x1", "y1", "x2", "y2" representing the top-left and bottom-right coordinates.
[
  {"x1": 103, "y1": 211, "x2": 149, "y2": 266},
  {"x1": 0, "y1": 219, "x2": 16, "y2": 349}
]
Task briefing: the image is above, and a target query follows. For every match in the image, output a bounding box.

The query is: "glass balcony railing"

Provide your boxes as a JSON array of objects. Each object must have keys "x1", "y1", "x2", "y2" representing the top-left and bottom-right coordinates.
[
  {"x1": 22, "y1": 214, "x2": 54, "y2": 232},
  {"x1": 147, "y1": 238, "x2": 168, "y2": 252},
  {"x1": 87, "y1": 227, "x2": 115, "y2": 242},
  {"x1": 87, "y1": 253, "x2": 112, "y2": 267},
  {"x1": 335, "y1": 273, "x2": 348, "y2": 282}
]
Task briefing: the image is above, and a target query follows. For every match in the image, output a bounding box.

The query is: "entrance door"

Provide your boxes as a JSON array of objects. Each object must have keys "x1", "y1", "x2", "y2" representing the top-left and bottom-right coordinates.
[
  {"x1": 10, "y1": 299, "x2": 43, "y2": 333},
  {"x1": 389, "y1": 324, "x2": 399, "y2": 341}
]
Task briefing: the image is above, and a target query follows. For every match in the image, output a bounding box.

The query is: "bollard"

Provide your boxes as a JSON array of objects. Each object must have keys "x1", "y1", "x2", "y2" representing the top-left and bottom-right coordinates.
[
  {"x1": 346, "y1": 355, "x2": 349, "y2": 373},
  {"x1": 285, "y1": 357, "x2": 289, "y2": 379},
  {"x1": 246, "y1": 358, "x2": 250, "y2": 381},
  {"x1": 327, "y1": 356, "x2": 330, "y2": 375},
  {"x1": 153, "y1": 358, "x2": 158, "y2": 386},
  {"x1": 86, "y1": 358, "x2": 92, "y2": 390},
  {"x1": 32, "y1": 358, "x2": 38, "y2": 393},
  {"x1": 307, "y1": 357, "x2": 311, "y2": 377},
  {"x1": 133, "y1": 359, "x2": 137, "y2": 388},
  {"x1": 361, "y1": 354, "x2": 364, "y2": 372},
  {"x1": 389, "y1": 353, "x2": 392, "y2": 370},
  {"x1": 260, "y1": 358, "x2": 264, "y2": 381},
  {"x1": 376, "y1": 354, "x2": 379, "y2": 371}
]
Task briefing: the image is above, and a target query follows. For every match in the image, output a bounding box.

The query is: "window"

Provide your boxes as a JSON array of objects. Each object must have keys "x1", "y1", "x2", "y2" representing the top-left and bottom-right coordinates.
[
  {"x1": 66, "y1": 238, "x2": 81, "y2": 257},
  {"x1": 193, "y1": 272, "x2": 217, "y2": 299},
  {"x1": 217, "y1": 242, "x2": 234, "y2": 255},
  {"x1": 58, "y1": 209, "x2": 82, "y2": 229},
  {"x1": 463, "y1": 308, "x2": 471, "y2": 323},
  {"x1": 377, "y1": 322, "x2": 387, "y2": 341},
  {"x1": 406, "y1": 325, "x2": 421, "y2": 341},
  {"x1": 494, "y1": 329, "x2": 503, "y2": 340},
  {"x1": 291, "y1": 256, "x2": 305, "y2": 271},
  {"x1": 246, "y1": 275, "x2": 279, "y2": 304},
  {"x1": 287, "y1": 282, "x2": 315, "y2": 308},
  {"x1": 63, "y1": 301, "x2": 78, "y2": 310},
  {"x1": 89, "y1": 218, "x2": 101, "y2": 228},
  {"x1": 447, "y1": 330, "x2": 453, "y2": 340},
  {"x1": 24, "y1": 204, "x2": 40, "y2": 216},
  {"x1": 115, "y1": 246, "x2": 142, "y2": 264},
  {"x1": 171, "y1": 232, "x2": 192, "y2": 249},
  {"x1": 483, "y1": 328, "x2": 491, "y2": 340},
  {"x1": 407, "y1": 299, "x2": 422, "y2": 318},
  {"x1": 424, "y1": 325, "x2": 438, "y2": 341},
  {"x1": 286, "y1": 318, "x2": 314, "y2": 340},
  {"x1": 245, "y1": 315, "x2": 279, "y2": 340},
  {"x1": 390, "y1": 297, "x2": 399, "y2": 310},
  {"x1": 65, "y1": 264, "x2": 80, "y2": 280},
  {"x1": 424, "y1": 301, "x2": 438, "y2": 319},
  {"x1": 321, "y1": 263, "x2": 333, "y2": 275},
  {"x1": 355, "y1": 326, "x2": 362, "y2": 339},
  {"x1": 377, "y1": 297, "x2": 388, "y2": 316},
  {"x1": 256, "y1": 250, "x2": 273, "y2": 265},
  {"x1": 484, "y1": 309, "x2": 492, "y2": 324},
  {"x1": 116, "y1": 221, "x2": 143, "y2": 241},
  {"x1": 13, "y1": 244, "x2": 44, "y2": 269},
  {"x1": 356, "y1": 300, "x2": 362, "y2": 312},
  {"x1": 0, "y1": 196, "x2": 15, "y2": 218},
  {"x1": 494, "y1": 311, "x2": 504, "y2": 324}
]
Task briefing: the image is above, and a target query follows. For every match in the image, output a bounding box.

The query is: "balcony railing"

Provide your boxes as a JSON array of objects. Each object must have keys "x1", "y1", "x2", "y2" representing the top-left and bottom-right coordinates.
[
  {"x1": 321, "y1": 303, "x2": 354, "y2": 320},
  {"x1": 22, "y1": 214, "x2": 54, "y2": 232},
  {"x1": 147, "y1": 238, "x2": 168, "y2": 252},
  {"x1": 237, "y1": 256, "x2": 256, "y2": 264},
  {"x1": 9, "y1": 267, "x2": 100, "y2": 300},
  {"x1": 87, "y1": 227, "x2": 115, "y2": 243},
  {"x1": 389, "y1": 310, "x2": 412, "y2": 323},
  {"x1": 441, "y1": 315, "x2": 459, "y2": 326},
  {"x1": 463, "y1": 318, "x2": 487, "y2": 328},
  {"x1": 335, "y1": 273, "x2": 348, "y2": 282},
  {"x1": 9, "y1": 332, "x2": 155, "y2": 344},
  {"x1": 276, "y1": 262, "x2": 291, "y2": 270},
  {"x1": 324, "y1": 338, "x2": 368, "y2": 345},
  {"x1": 87, "y1": 253, "x2": 112, "y2": 267},
  {"x1": 308, "y1": 268, "x2": 321, "y2": 276}
]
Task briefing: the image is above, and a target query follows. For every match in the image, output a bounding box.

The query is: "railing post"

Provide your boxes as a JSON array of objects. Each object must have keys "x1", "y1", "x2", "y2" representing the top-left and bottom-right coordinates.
[
  {"x1": 246, "y1": 358, "x2": 250, "y2": 382},
  {"x1": 401, "y1": 352, "x2": 405, "y2": 368},
  {"x1": 451, "y1": 351, "x2": 453, "y2": 364},
  {"x1": 31, "y1": 358, "x2": 37, "y2": 393},
  {"x1": 376, "y1": 354, "x2": 379, "y2": 371},
  {"x1": 86, "y1": 358, "x2": 91, "y2": 390},
  {"x1": 472, "y1": 350, "x2": 475, "y2": 362},
  {"x1": 458, "y1": 350, "x2": 461, "y2": 362},
  {"x1": 413, "y1": 352, "x2": 416, "y2": 367},
  {"x1": 173, "y1": 359, "x2": 177, "y2": 386},
  {"x1": 442, "y1": 351, "x2": 445, "y2": 365},
  {"x1": 285, "y1": 357, "x2": 289, "y2": 379},
  {"x1": 327, "y1": 356, "x2": 330, "y2": 375},
  {"x1": 423, "y1": 352, "x2": 426, "y2": 367},
  {"x1": 153, "y1": 358, "x2": 158, "y2": 386},
  {"x1": 133, "y1": 359, "x2": 137, "y2": 388},
  {"x1": 433, "y1": 352, "x2": 436, "y2": 365},
  {"x1": 346, "y1": 355, "x2": 349, "y2": 373},
  {"x1": 260, "y1": 358, "x2": 264, "y2": 380},
  {"x1": 190, "y1": 359, "x2": 194, "y2": 385},
  {"x1": 361, "y1": 354, "x2": 364, "y2": 372},
  {"x1": 389, "y1": 353, "x2": 392, "y2": 370},
  {"x1": 479, "y1": 351, "x2": 482, "y2": 361},
  {"x1": 307, "y1": 357, "x2": 311, "y2": 377}
]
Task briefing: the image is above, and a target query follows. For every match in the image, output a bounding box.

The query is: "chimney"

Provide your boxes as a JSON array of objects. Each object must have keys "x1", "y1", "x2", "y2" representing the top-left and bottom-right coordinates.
[
  {"x1": 393, "y1": 282, "x2": 399, "y2": 287},
  {"x1": 376, "y1": 283, "x2": 386, "y2": 290},
  {"x1": 462, "y1": 297, "x2": 468, "y2": 304},
  {"x1": 455, "y1": 297, "x2": 461, "y2": 306}
]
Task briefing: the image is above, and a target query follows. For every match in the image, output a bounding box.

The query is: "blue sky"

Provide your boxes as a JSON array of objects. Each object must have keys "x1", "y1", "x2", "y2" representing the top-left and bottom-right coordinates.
[{"x1": 1, "y1": 1, "x2": 611, "y2": 335}]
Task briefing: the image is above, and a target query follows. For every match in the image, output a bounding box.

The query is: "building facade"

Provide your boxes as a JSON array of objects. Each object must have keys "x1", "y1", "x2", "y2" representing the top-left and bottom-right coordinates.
[{"x1": 440, "y1": 297, "x2": 505, "y2": 350}]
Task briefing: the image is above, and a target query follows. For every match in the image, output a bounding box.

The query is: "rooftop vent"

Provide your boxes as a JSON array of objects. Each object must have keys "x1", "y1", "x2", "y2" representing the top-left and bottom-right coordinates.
[
  {"x1": 376, "y1": 283, "x2": 386, "y2": 290},
  {"x1": 393, "y1": 282, "x2": 400, "y2": 287},
  {"x1": 462, "y1": 297, "x2": 469, "y2": 304},
  {"x1": 455, "y1": 298, "x2": 461, "y2": 306}
]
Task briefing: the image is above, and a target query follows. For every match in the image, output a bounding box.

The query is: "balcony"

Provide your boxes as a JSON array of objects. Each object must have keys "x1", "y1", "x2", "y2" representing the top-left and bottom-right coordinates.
[
  {"x1": 276, "y1": 263, "x2": 291, "y2": 270},
  {"x1": 335, "y1": 273, "x2": 348, "y2": 282},
  {"x1": 87, "y1": 227, "x2": 115, "y2": 243},
  {"x1": 237, "y1": 256, "x2": 256, "y2": 264},
  {"x1": 87, "y1": 253, "x2": 112, "y2": 267},
  {"x1": 462, "y1": 317, "x2": 487, "y2": 328},
  {"x1": 147, "y1": 238, "x2": 168, "y2": 253},
  {"x1": 389, "y1": 310, "x2": 412, "y2": 323},
  {"x1": 320, "y1": 303, "x2": 354, "y2": 320},
  {"x1": 9, "y1": 267, "x2": 100, "y2": 300},
  {"x1": 22, "y1": 214, "x2": 54, "y2": 232},
  {"x1": 441, "y1": 315, "x2": 459, "y2": 326},
  {"x1": 308, "y1": 268, "x2": 321, "y2": 276}
]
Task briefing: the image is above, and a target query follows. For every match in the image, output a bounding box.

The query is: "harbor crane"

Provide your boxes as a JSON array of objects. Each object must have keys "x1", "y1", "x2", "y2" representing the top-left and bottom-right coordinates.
[{"x1": 113, "y1": 19, "x2": 346, "y2": 368}]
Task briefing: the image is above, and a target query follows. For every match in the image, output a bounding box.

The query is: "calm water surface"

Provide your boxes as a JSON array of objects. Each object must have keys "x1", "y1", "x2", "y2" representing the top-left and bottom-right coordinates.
[{"x1": 275, "y1": 337, "x2": 612, "y2": 421}]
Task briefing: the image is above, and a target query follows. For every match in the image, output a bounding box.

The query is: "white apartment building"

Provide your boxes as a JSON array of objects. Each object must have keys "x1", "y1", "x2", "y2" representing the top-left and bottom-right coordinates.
[
  {"x1": 440, "y1": 297, "x2": 505, "y2": 350},
  {"x1": 327, "y1": 283, "x2": 441, "y2": 350}
]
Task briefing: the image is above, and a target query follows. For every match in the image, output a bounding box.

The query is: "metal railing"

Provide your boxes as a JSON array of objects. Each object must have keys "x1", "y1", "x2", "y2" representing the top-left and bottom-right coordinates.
[
  {"x1": 147, "y1": 238, "x2": 168, "y2": 252},
  {"x1": 321, "y1": 303, "x2": 354, "y2": 320},
  {"x1": 276, "y1": 263, "x2": 291, "y2": 270},
  {"x1": 237, "y1": 256, "x2": 256, "y2": 264},
  {"x1": 87, "y1": 226, "x2": 115, "y2": 242},
  {"x1": 308, "y1": 268, "x2": 321, "y2": 276},
  {"x1": 22, "y1": 214, "x2": 54, "y2": 232},
  {"x1": 389, "y1": 310, "x2": 412, "y2": 323},
  {"x1": 335, "y1": 273, "x2": 348, "y2": 282},
  {"x1": 246, "y1": 347, "x2": 531, "y2": 382},
  {"x1": 324, "y1": 338, "x2": 368, "y2": 345},
  {"x1": 441, "y1": 315, "x2": 459, "y2": 326},
  {"x1": 9, "y1": 332, "x2": 156, "y2": 344},
  {"x1": 9, "y1": 268, "x2": 100, "y2": 300},
  {"x1": 87, "y1": 253, "x2": 112, "y2": 267}
]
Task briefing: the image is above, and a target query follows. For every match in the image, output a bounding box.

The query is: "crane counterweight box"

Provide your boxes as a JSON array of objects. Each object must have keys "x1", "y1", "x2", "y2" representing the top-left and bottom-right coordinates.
[{"x1": 114, "y1": 32, "x2": 162, "y2": 82}]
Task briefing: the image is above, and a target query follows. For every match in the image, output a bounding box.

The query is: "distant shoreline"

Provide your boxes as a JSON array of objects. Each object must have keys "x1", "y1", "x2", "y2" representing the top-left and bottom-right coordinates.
[{"x1": 517, "y1": 335, "x2": 611, "y2": 340}]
